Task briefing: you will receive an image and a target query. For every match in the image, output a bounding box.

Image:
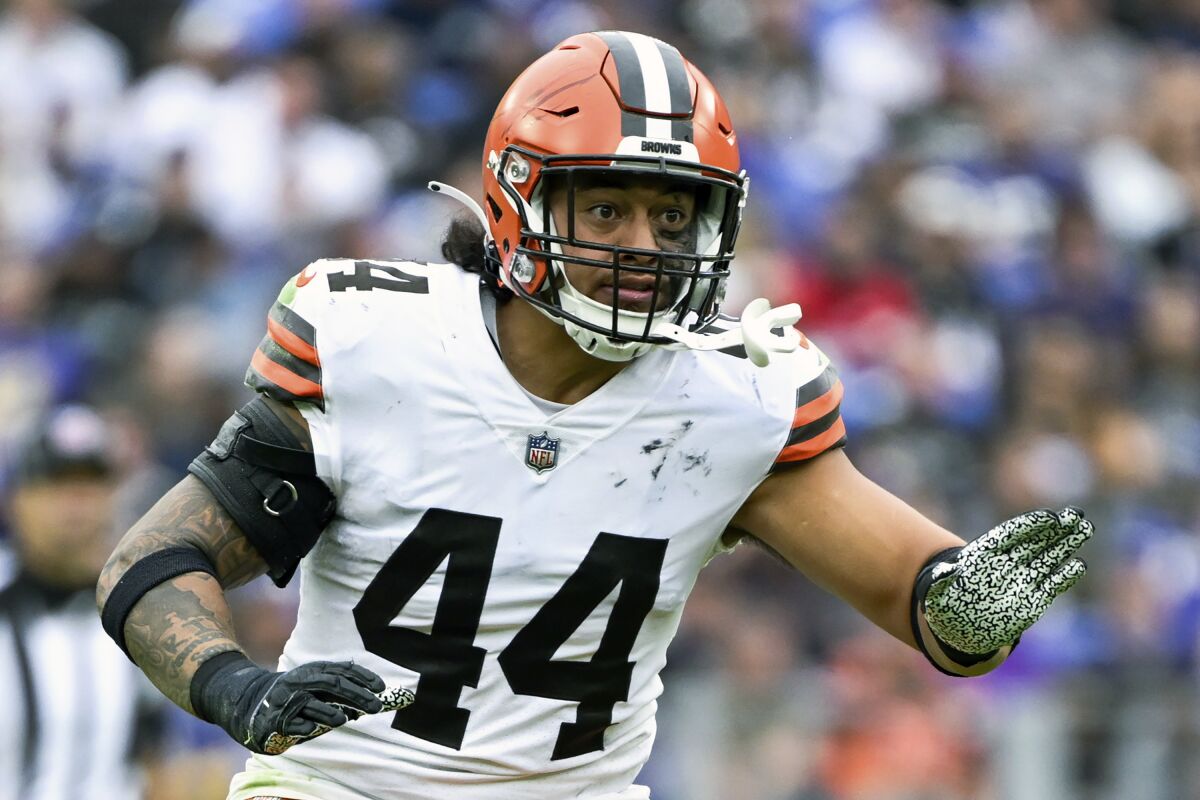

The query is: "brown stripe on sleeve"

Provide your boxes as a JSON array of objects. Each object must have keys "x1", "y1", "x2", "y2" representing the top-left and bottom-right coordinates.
[
  {"x1": 775, "y1": 418, "x2": 847, "y2": 465},
  {"x1": 258, "y1": 337, "x2": 321, "y2": 385},
  {"x1": 267, "y1": 315, "x2": 319, "y2": 366},
  {"x1": 267, "y1": 302, "x2": 318, "y2": 362},
  {"x1": 245, "y1": 339, "x2": 324, "y2": 409},
  {"x1": 791, "y1": 377, "x2": 843, "y2": 430},
  {"x1": 793, "y1": 364, "x2": 839, "y2": 409},
  {"x1": 784, "y1": 403, "x2": 842, "y2": 449},
  {"x1": 772, "y1": 365, "x2": 847, "y2": 470}
]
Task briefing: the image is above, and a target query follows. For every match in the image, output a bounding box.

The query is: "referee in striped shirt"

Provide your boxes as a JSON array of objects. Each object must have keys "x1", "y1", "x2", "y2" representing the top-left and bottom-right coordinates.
[{"x1": 0, "y1": 405, "x2": 165, "y2": 800}]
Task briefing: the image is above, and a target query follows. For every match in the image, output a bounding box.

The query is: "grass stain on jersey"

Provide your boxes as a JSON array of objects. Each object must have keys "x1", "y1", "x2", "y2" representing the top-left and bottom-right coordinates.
[
  {"x1": 645, "y1": 420, "x2": 695, "y2": 480},
  {"x1": 277, "y1": 274, "x2": 299, "y2": 307},
  {"x1": 681, "y1": 450, "x2": 712, "y2": 476}
]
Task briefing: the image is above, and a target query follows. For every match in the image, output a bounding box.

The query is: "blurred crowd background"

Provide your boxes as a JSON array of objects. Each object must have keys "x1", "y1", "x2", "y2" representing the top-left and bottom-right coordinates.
[{"x1": 1, "y1": 0, "x2": 1198, "y2": 797}]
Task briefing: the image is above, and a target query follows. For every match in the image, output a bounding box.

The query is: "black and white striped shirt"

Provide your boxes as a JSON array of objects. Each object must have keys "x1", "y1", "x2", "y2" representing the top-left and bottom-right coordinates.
[{"x1": 0, "y1": 552, "x2": 163, "y2": 800}]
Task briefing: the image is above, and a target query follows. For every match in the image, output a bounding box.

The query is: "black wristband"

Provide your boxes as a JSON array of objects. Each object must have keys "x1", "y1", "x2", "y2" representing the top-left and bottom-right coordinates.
[
  {"x1": 189, "y1": 650, "x2": 267, "y2": 745},
  {"x1": 909, "y1": 546, "x2": 1001, "y2": 675},
  {"x1": 190, "y1": 650, "x2": 258, "y2": 723},
  {"x1": 101, "y1": 546, "x2": 219, "y2": 660}
]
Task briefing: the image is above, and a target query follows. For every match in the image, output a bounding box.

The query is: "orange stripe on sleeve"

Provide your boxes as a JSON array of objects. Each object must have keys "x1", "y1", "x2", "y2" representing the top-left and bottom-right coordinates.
[
  {"x1": 250, "y1": 349, "x2": 323, "y2": 401},
  {"x1": 776, "y1": 417, "x2": 847, "y2": 463},
  {"x1": 267, "y1": 316, "x2": 320, "y2": 366},
  {"x1": 792, "y1": 379, "x2": 844, "y2": 429}
]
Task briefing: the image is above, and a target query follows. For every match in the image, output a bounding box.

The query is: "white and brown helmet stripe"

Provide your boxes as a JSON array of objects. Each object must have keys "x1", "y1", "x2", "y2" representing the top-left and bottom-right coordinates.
[{"x1": 594, "y1": 31, "x2": 694, "y2": 143}]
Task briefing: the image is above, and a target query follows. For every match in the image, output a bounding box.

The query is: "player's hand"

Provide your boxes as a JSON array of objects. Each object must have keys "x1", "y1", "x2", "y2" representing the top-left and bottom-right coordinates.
[
  {"x1": 192, "y1": 653, "x2": 404, "y2": 755},
  {"x1": 234, "y1": 660, "x2": 387, "y2": 754},
  {"x1": 923, "y1": 507, "x2": 1093, "y2": 655}
]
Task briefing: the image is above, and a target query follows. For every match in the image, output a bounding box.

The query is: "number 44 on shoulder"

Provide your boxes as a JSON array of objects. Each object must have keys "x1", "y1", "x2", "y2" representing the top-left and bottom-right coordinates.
[{"x1": 305, "y1": 260, "x2": 431, "y2": 295}]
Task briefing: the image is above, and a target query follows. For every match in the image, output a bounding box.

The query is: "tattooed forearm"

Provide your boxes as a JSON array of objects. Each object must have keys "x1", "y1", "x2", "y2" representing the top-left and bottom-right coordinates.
[
  {"x1": 97, "y1": 400, "x2": 313, "y2": 715},
  {"x1": 125, "y1": 573, "x2": 240, "y2": 711},
  {"x1": 97, "y1": 475, "x2": 270, "y2": 714}
]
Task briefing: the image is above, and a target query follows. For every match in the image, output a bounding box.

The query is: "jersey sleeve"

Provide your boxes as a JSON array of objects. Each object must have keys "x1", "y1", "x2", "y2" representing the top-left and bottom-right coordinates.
[
  {"x1": 771, "y1": 343, "x2": 847, "y2": 471},
  {"x1": 245, "y1": 264, "x2": 326, "y2": 409}
]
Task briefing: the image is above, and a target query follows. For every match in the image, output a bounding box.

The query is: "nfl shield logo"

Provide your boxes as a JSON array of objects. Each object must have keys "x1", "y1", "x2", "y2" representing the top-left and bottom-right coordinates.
[{"x1": 525, "y1": 431, "x2": 560, "y2": 473}]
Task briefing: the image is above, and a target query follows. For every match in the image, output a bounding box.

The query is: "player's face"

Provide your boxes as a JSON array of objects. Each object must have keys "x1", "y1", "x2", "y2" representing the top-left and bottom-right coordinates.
[{"x1": 547, "y1": 175, "x2": 698, "y2": 313}]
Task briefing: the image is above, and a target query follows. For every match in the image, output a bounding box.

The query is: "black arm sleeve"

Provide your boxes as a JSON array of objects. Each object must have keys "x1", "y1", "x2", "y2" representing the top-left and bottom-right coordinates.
[{"x1": 188, "y1": 397, "x2": 335, "y2": 586}]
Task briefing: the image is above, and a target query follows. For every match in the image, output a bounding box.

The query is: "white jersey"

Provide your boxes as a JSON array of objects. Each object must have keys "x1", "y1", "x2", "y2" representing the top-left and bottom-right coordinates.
[{"x1": 233, "y1": 258, "x2": 846, "y2": 800}]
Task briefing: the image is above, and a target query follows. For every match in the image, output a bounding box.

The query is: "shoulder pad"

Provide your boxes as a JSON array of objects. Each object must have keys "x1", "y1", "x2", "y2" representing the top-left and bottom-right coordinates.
[{"x1": 245, "y1": 259, "x2": 436, "y2": 409}]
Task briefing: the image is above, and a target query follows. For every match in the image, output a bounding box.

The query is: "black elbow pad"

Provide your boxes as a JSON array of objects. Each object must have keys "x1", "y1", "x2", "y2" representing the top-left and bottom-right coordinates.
[{"x1": 188, "y1": 398, "x2": 334, "y2": 586}]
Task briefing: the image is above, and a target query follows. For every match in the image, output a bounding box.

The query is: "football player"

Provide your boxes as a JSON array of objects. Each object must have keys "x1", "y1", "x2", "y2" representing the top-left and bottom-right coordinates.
[{"x1": 97, "y1": 31, "x2": 1091, "y2": 800}]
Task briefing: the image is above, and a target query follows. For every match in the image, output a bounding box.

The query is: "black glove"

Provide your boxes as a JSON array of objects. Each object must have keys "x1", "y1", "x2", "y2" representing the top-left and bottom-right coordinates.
[{"x1": 190, "y1": 651, "x2": 386, "y2": 755}]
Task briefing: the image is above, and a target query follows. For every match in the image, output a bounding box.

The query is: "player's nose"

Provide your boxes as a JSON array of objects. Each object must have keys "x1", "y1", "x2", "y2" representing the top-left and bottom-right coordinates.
[{"x1": 617, "y1": 212, "x2": 659, "y2": 266}]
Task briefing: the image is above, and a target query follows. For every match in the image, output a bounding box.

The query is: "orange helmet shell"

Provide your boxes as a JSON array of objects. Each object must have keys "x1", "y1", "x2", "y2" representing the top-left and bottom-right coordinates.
[{"x1": 481, "y1": 31, "x2": 740, "y2": 293}]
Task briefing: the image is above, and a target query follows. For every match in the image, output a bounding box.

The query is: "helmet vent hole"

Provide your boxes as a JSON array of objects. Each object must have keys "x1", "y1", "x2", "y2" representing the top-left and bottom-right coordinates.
[
  {"x1": 718, "y1": 121, "x2": 732, "y2": 135},
  {"x1": 558, "y1": 44, "x2": 580, "y2": 50},
  {"x1": 487, "y1": 195, "x2": 503, "y2": 222},
  {"x1": 503, "y1": 238, "x2": 510, "y2": 253},
  {"x1": 546, "y1": 106, "x2": 579, "y2": 118}
]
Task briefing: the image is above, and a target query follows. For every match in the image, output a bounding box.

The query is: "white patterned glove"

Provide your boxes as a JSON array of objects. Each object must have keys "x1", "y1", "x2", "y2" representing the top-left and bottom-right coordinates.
[{"x1": 922, "y1": 507, "x2": 1093, "y2": 656}]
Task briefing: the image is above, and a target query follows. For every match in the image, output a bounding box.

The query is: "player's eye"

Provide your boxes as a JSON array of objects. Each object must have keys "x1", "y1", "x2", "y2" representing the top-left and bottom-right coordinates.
[
  {"x1": 588, "y1": 203, "x2": 618, "y2": 222},
  {"x1": 655, "y1": 207, "x2": 691, "y2": 240},
  {"x1": 661, "y1": 208, "x2": 686, "y2": 226}
]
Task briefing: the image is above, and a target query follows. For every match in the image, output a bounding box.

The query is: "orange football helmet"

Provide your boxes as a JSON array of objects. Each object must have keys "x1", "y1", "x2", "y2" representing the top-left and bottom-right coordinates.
[{"x1": 462, "y1": 30, "x2": 750, "y2": 361}]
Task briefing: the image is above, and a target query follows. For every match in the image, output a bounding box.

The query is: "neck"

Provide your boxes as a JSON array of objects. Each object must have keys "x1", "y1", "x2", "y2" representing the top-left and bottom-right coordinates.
[{"x1": 495, "y1": 297, "x2": 631, "y2": 404}]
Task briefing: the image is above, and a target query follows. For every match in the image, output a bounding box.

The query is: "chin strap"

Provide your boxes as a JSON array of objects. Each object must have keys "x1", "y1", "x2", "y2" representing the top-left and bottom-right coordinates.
[
  {"x1": 657, "y1": 298, "x2": 804, "y2": 367},
  {"x1": 428, "y1": 181, "x2": 804, "y2": 368}
]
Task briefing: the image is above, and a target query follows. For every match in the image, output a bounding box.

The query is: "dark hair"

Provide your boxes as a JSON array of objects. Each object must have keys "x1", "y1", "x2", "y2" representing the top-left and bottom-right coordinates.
[{"x1": 441, "y1": 215, "x2": 512, "y2": 301}]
